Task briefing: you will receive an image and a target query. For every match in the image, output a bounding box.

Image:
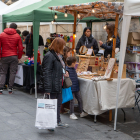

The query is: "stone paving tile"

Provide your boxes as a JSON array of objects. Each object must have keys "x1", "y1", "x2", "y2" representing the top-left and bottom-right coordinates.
[
  {"x1": 0, "y1": 131, "x2": 25, "y2": 140},
  {"x1": 0, "y1": 107, "x2": 6, "y2": 112},
  {"x1": 12, "y1": 112, "x2": 34, "y2": 120},
  {"x1": 1, "y1": 104, "x2": 24, "y2": 114},
  {"x1": 56, "y1": 126, "x2": 94, "y2": 140},
  {"x1": 0, "y1": 90, "x2": 136, "y2": 140},
  {"x1": 0, "y1": 122, "x2": 12, "y2": 132},
  {"x1": 20, "y1": 132, "x2": 71, "y2": 140}
]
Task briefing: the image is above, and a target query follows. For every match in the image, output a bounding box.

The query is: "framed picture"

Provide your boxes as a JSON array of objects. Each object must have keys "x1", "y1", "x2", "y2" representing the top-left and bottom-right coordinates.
[{"x1": 104, "y1": 58, "x2": 116, "y2": 78}]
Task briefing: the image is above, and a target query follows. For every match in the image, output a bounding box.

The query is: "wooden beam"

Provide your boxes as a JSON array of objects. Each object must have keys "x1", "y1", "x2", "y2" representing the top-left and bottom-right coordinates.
[
  {"x1": 112, "y1": 13, "x2": 119, "y2": 58},
  {"x1": 72, "y1": 12, "x2": 77, "y2": 56}
]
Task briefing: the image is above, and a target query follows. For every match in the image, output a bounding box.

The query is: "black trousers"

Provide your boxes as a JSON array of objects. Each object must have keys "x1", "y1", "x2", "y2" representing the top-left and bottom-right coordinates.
[{"x1": 49, "y1": 93, "x2": 62, "y2": 123}]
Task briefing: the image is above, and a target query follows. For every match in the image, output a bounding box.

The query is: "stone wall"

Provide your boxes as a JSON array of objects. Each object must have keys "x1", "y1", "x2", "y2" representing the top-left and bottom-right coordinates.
[
  {"x1": 16, "y1": 18, "x2": 140, "y2": 49},
  {"x1": 17, "y1": 25, "x2": 50, "y2": 44},
  {"x1": 56, "y1": 24, "x2": 83, "y2": 47},
  {"x1": 17, "y1": 24, "x2": 83, "y2": 46}
]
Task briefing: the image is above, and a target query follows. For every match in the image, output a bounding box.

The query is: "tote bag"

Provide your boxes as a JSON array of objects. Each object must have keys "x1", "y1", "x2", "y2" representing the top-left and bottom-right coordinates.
[
  {"x1": 35, "y1": 95, "x2": 57, "y2": 129},
  {"x1": 62, "y1": 87, "x2": 73, "y2": 104}
]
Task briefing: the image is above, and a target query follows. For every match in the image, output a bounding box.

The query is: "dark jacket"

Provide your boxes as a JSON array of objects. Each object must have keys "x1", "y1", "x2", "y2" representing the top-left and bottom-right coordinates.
[
  {"x1": 0, "y1": 28, "x2": 23, "y2": 59},
  {"x1": 25, "y1": 33, "x2": 44, "y2": 57},
  {"x1": 66, "y1": 66, "x2": 79, "y2": 92},
  {"x1": 41, "y1": 50, "x2": 63, "y2": 94},
  {"x1": 101, "y1": 36, "x2": 120, "y2": 58},
  {"x1": 76, "y1": 32, "x2": 99, "y2": 55}
]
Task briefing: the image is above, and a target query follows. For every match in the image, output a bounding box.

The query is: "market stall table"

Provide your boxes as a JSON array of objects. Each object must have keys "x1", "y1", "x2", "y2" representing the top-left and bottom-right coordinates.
[
  {"x1": 78, "y1": 78, "x2": 135, "y2": 120},
  {"x1": 14, "y1": 64, "x2": 41, "y2": 92}
]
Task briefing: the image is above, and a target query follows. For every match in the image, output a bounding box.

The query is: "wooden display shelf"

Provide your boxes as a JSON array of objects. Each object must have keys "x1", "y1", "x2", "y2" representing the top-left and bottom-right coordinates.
[
  {"x1": 76, "y1": 55, "x2": 98, "y2": 66},
  {"x1": 89, "y1": 65, "x2": 100, "y2": 67},
  {"x1": 76, "y1": 55, "x2": 96, "y2": 58}
]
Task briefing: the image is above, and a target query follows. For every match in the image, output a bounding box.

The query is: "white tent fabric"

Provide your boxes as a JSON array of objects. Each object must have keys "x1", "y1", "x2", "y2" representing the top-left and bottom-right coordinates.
[
  {"x1": 114, "y1": 0, "x2": 139, "y2": 130},
  {"x1": 0, "y1": 1, "x2": 8, "y2": 11},
  {"x1": 0, "y1": 0, "x2": 41, "y2": 33},
  {"x1": 124, "y1": 0, "x2": 140, "y2": 16},
  {"x1": 0, "y1": 1, "x2": 8, "y2": 33}
]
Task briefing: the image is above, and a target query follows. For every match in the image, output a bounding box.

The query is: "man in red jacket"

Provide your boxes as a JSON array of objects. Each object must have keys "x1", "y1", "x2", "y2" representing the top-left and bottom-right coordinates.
[{"x1": 0, "y1": 23, "x2": 23, "y2": 94}]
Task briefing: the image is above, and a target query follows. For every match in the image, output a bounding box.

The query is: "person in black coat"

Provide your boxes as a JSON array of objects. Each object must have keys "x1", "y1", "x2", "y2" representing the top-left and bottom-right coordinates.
[
  {"x1": 76, "y1": 27, "x2": 99, "y2": 55},
  {"x1": 41, "y1": 37, "x2": 69, "y2": 129},
  {"x1": 99, "y1": 23, "x2": 120, "y2": 58},
  {"x1": 25, "y1": 26, "x2": 44, "y2": 58}
]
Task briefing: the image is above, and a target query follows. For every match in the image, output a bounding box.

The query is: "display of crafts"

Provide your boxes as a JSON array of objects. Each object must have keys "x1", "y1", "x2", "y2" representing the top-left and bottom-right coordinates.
[
  {"x1": 76, "y1": 58, "x2": 90, "y2": 72},
  {"x1": 46, "y1": 33, "x2": 73, "y2": 44},
  {"x1": 91, "y1": 76, "x2": 107, "y2": 81},
  {"x1": 24, "y1": 51, "x2": 41, "y2": 65},
  {"x1": 77, "y1": 71, "x2": 106, "y2": 81},
  {"x1": 77, "y1": 71, "x2": 97, "y2": 76}
]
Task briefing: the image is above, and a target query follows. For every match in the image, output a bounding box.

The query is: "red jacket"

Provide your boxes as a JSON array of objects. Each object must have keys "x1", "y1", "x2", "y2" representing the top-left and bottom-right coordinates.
[{"x1": 0, "y1": 28, "x2": 23, "y2": 59}]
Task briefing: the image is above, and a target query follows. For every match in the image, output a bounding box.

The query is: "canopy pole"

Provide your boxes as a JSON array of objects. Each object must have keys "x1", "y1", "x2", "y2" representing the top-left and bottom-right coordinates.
[
  {"x1": 114, "y1": 15, "x2": 131, "y2": 131},
  {"x1": 72, "y1": 12, "x2": 77, "y2": 56},
  {"x1": 2, "y1": 22, "x2": 6, "y2": 31},
  {"x1": 33, "y1": 21, "x2": 40, "y2": 99},
  {"x1": 109, "y1": 14, "x2": 119, "y2": 122}
]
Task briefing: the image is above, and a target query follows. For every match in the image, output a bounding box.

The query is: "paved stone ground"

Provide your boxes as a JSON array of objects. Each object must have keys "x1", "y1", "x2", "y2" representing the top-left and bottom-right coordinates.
[{"x1": 0, "y1": 88, "x2": 138, "y2": 140}]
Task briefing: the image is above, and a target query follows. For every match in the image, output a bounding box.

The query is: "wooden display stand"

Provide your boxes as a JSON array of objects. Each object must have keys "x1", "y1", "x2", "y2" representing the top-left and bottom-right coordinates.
[
  {"x1": 74, "y1": 13, "x2": 120, "y2": 122},
  {"x1": 98, "y1": 63, "x2": 126, "y2": 78},
  {"x1": 77, "y1": 55, "x2": 100, "y2": 73}
]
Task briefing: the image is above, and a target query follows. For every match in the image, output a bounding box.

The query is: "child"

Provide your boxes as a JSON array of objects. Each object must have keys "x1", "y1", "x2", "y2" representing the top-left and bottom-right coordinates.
[
  {"x1": 61, "y1": 46, "x2": 72, "y2": 114},
  {"x1": 66, "y1": 57, "x2": 88, "y2": 120}
]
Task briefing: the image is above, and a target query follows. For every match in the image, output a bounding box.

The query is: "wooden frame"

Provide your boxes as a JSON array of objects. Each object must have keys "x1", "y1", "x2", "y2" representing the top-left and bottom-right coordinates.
[
  {"x1": 72, "y1": 12, "x2": 77, "y2": 56},
  {"x1": 57, "y1": 3, "x2": 121, "y2": 122}
]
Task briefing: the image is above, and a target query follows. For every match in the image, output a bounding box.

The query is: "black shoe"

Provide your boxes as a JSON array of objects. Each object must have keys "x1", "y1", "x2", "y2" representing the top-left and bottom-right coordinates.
[{"x1": 48, "y1": 129, "x2": 54, "y2": 131}]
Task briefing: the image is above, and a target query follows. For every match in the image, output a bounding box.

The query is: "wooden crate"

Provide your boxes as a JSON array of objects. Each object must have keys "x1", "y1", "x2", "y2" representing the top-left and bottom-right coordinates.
[
  {"x1": 76, "y1": 55, "x2": 98, "y2": 65},
  {"x1": 113, "y1": 64, "x2": 126, "y2": 78},
  {"x1": 76, "y1": 58, "x2": 90, "y2": 72}
]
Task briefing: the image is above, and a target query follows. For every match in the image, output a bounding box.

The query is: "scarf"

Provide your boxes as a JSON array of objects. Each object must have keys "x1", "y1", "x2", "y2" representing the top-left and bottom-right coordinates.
[{"x1": 56, "y1": 53, "x2": 65, "y2": 68}]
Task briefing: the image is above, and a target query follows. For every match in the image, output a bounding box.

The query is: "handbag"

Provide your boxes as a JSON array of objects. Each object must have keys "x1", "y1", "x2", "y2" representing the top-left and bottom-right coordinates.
[
  {"x1": 63, "y1": 76, "x2": 72, "y2": 88},
  {"x1": 62, "y1": 87, "x2": 73, "y2": 104},
  {"x1": 35, "y1": 94, "x2": 57, "y2": 129}
]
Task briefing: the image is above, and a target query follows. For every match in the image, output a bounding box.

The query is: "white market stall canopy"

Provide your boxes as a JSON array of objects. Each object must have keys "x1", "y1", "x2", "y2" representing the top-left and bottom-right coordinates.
[
  {"x1": 0, "y1": 1, "x2": 8, "y2": 12},
  {"x1": 0, "y1": 0, "x2": 41, "y2": 33},
  {"x1": 49, "y1": 1, "x2": 124, "y2": 19},
  {"x1": 0, "y1": 0, "x2": 41, "y2": 15}
]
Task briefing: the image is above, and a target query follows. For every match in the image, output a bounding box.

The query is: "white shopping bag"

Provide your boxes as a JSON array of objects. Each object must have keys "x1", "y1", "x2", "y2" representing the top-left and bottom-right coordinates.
[{"x1": 35, "y1": 94, "x2": 57, "y2": 129}]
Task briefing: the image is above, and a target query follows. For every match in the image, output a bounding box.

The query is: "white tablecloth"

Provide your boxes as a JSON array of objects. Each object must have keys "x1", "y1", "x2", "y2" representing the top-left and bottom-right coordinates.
[{"x1": 78, "y1": 78, "x2": 135, "y2": 115}]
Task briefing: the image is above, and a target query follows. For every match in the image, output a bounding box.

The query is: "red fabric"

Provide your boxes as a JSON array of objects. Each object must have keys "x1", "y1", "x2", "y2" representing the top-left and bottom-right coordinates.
[
  {"x1": 37, "y1": 50, "x2": 41, "y2": 64},
  {"x1": 0, "y1": 28, "x2": 23, "y2": 59},
  {"x1": 33, "y1": 50, "x2": 41, "y2": 64}
]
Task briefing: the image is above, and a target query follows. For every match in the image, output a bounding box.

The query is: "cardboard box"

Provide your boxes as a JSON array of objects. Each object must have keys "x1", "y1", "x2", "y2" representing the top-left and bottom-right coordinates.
[
  {"x1": 125, "y1": 53, "x2": 140, "y2": 62},
  {"x1": 128, "y1": 32, "x2": 140, "y2": 45}
]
